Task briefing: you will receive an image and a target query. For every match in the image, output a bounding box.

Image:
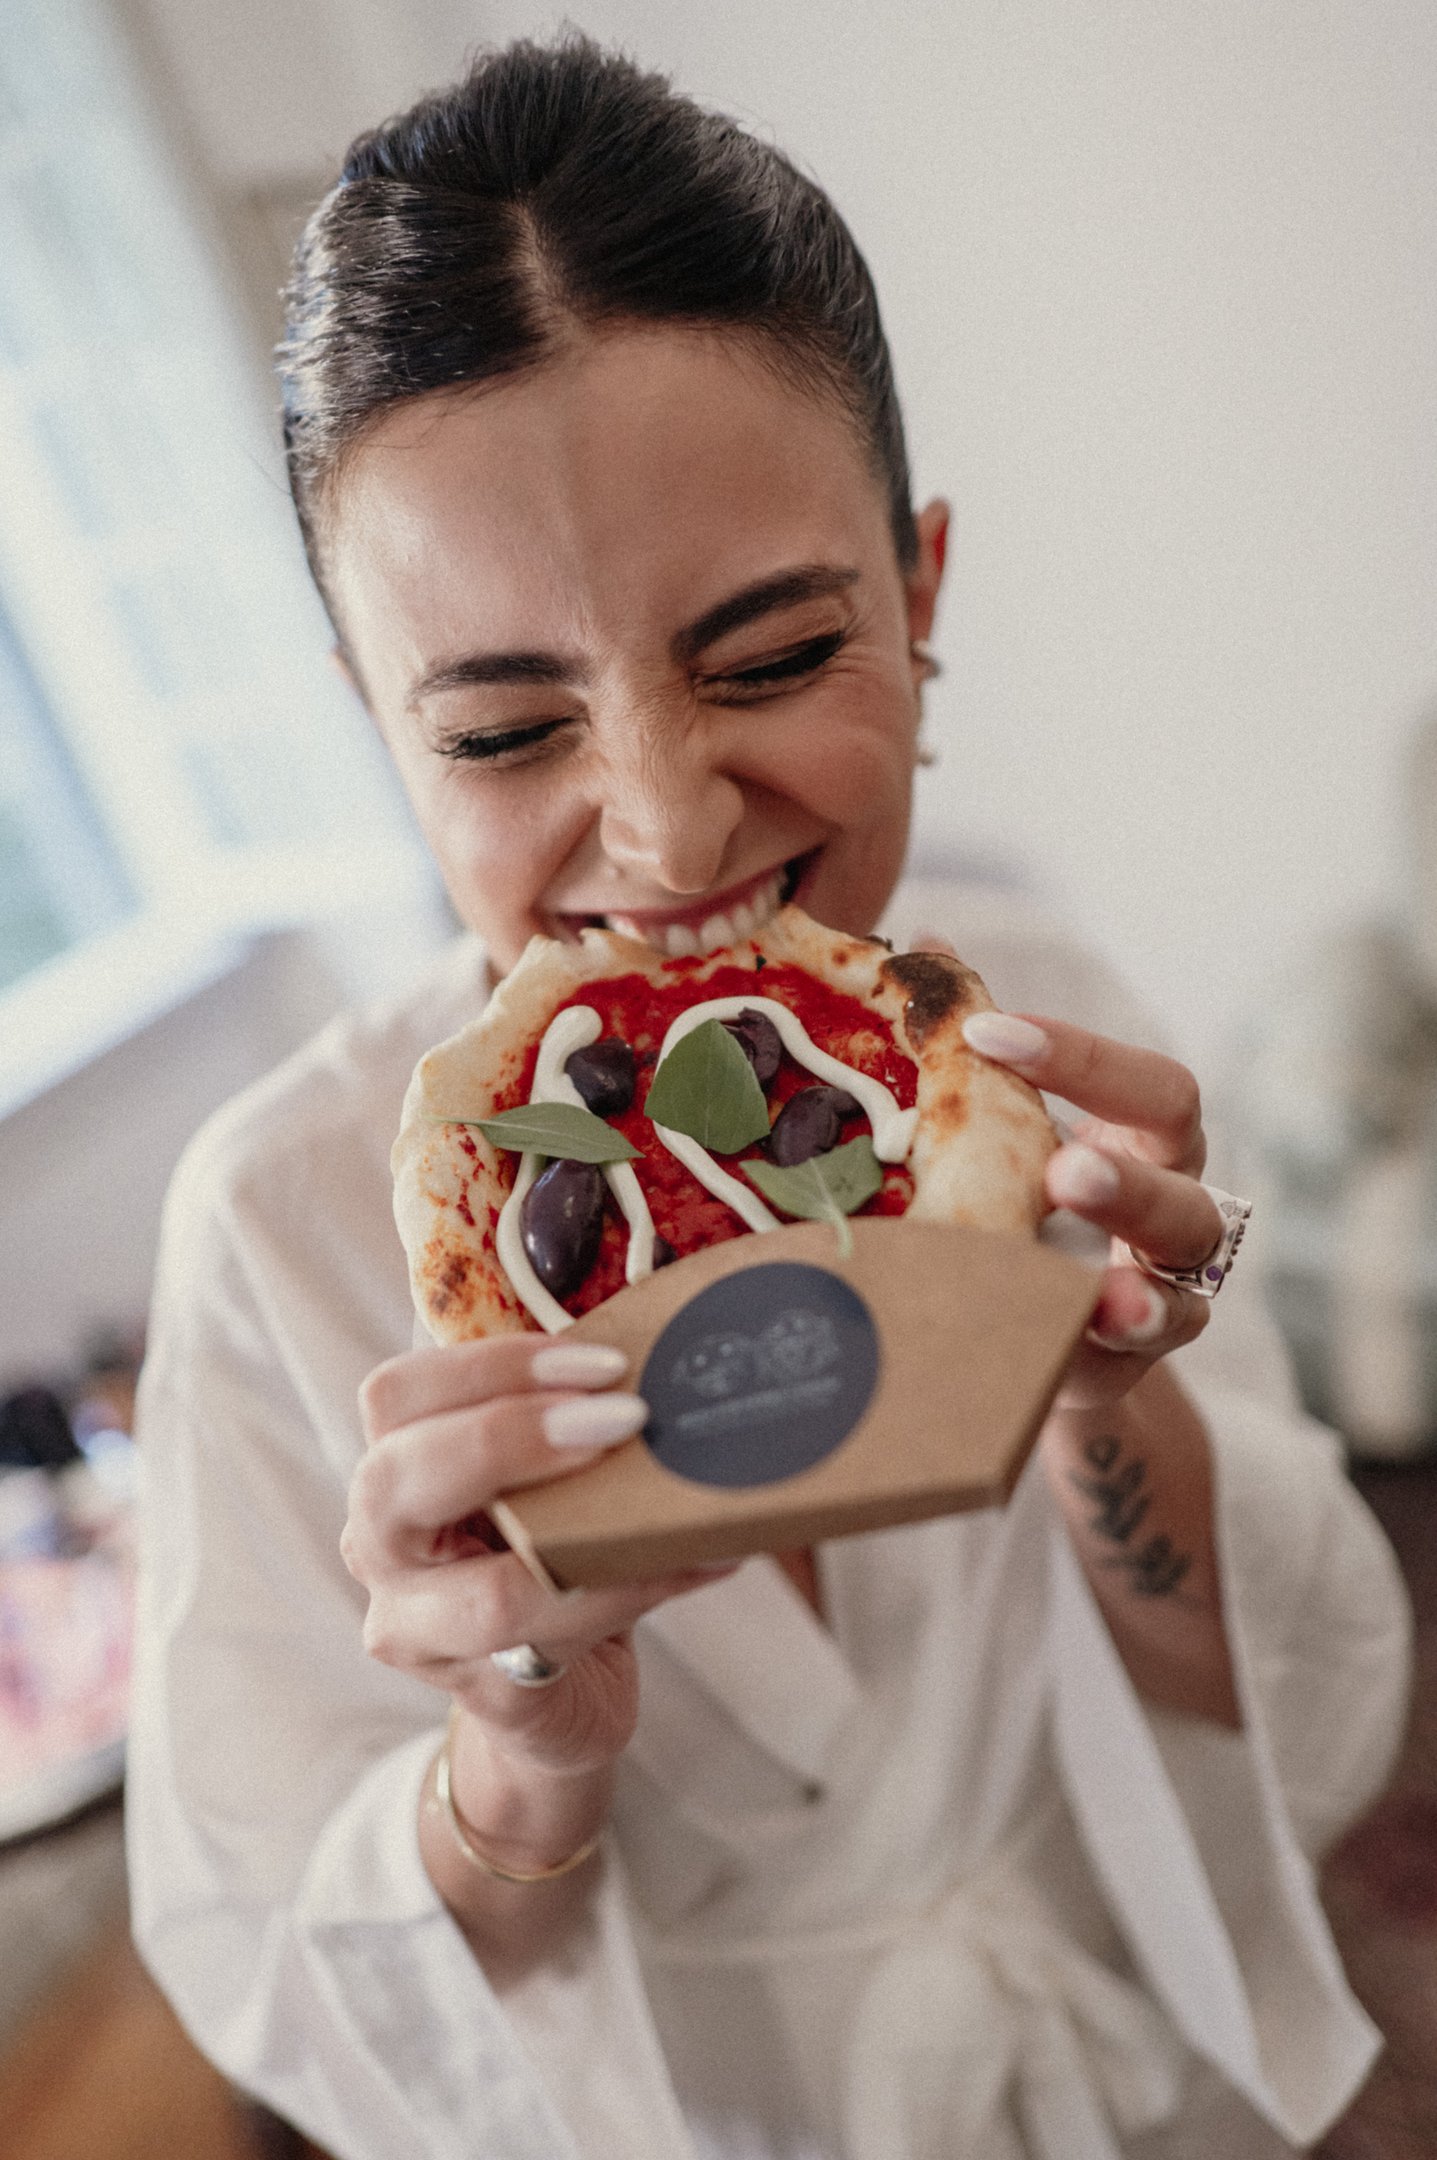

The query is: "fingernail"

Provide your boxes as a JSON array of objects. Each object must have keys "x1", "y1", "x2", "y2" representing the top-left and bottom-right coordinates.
[
  {"x1": 1090, "y1": 1284, "x2": 1167, "y2": 1348},
  {"x1": 532, "y1": 1342, "x2": 629, "y2": 1388},
  {"x1": 962, "y1": 1012, "x2": 1048, "y2": 1067},
  {"x1": 542, "y1": 1392, "x2": 648, "y2": 1450},
  {"x1": 1048, "y1": 1144, "x2": 1120, "y2": 1210}
]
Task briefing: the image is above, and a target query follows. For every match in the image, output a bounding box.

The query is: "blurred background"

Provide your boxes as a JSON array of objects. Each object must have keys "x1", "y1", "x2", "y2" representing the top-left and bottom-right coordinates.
[{"x1": 1, "y1": 2, "x2": 1434, "y2": 2153}]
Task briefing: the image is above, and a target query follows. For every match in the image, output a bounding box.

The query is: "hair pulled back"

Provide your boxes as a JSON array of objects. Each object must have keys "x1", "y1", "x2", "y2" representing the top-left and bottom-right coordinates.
[{"x1": 279, "y1": 36, "x2": 917, "y2": 619}]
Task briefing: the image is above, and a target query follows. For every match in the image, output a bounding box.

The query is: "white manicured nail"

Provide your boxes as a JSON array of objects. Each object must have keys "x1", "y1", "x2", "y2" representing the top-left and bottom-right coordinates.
[
  {"x1": 532, "y1": 1342, "x2": 629, "y2": 1388},
  {"x1": 542, "y1": 1392, "x2": 648, "y2": 1450},
  {"x1": 1090, "y1": 1285, "x2": 1168, "y2": 1349},
  {"x1": 962, "y1": 1011, "x2": 1048, "y2": 1066},
  {"x1": 1048, "y1": 1144, "x2": 1121, "y2": 1209}
]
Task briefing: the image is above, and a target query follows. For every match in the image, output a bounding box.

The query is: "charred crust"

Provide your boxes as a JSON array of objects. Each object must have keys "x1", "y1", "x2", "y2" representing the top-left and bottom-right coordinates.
[
  {"x1": 879, "y1": 951, "x2": 981, "y2": 1048},
  {"x1": 424, "y1": 1241, "x2": 475, "y2": 1319}
]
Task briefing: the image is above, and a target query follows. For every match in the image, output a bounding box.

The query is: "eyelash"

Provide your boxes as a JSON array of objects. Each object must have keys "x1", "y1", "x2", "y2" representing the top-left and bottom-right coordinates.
[
  {"x1": 439, "y1": 629, "x2": 849, "y2": 766},
  {"x1": 440, "y1": 719, "x2": 568, "y2": 766},
  {"x1": 709, "y1": 628, "x2": 848, "y2": 699}
]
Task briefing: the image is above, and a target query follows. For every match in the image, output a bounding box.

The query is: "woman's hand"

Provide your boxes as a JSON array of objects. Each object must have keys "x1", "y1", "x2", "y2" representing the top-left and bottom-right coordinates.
[
  {"x1": 344, "y1": 1336, "x2": 736, "y2": 1967},
  {"x1": 958, "y1": 1008, "x2": 1223, "y2": 1410},
  {"x1": 343, "y1": 1337, "x2": 732, "y2": 1959},
  {"x1": 343, "y1": 1337, "x2": 728, "y2": 1778}
]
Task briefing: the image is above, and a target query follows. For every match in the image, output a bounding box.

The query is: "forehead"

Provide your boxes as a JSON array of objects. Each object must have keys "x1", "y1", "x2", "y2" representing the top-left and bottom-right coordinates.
[{"x1": 325, "y1": 329, "x2": 894, "y2": 692}]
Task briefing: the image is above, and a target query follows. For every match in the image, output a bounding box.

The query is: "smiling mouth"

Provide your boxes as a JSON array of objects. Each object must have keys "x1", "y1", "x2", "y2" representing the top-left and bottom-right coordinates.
[{"x1": 557, "y1": 852, "x2": 817, "y2": 959}]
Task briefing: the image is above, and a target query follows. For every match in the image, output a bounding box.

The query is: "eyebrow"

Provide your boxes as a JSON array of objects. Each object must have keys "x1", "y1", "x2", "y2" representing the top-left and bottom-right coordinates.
[
  {"x1": 407, "y1": 649, "x2": 584, "y2": 709},
  {"x1": 671, "y1": 564, "x2": 862, "y2": 665},
  {"x1": 407, "y1": 562, "x2": 862, "y2": 710}
]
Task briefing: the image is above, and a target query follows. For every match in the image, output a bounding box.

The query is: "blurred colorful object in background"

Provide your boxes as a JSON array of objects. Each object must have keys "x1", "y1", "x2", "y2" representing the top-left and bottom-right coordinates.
[
  {"x1": 0, "y1": 1342, "x2": 138, "y2": 1844},
  {"x1": 1241, "y1": 712, "x2": 1437, "y2": 1464}
]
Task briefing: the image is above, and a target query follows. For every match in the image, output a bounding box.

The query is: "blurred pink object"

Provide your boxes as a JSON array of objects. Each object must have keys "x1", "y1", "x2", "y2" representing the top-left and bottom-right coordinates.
[{"x1": 0, "y1": 1545, "x2": 132, "y2": 1839}]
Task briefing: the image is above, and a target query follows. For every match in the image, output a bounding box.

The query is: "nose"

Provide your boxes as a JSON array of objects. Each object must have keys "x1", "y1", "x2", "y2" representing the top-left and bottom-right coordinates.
[{"x1": 597, "y1": 730, "x2": 745, "y2": 894}]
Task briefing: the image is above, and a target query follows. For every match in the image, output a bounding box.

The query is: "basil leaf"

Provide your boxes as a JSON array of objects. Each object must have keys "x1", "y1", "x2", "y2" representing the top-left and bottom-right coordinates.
[
  {"x1": 436, "y1": 1102, "x2": 639, "y2": 1164},
  {"x1": 743, "y1": 1135, "x2": 884, "y2": 1225},
  {"x1": 644, "y1": 1018, "x2": 772, "y2": 1154}
]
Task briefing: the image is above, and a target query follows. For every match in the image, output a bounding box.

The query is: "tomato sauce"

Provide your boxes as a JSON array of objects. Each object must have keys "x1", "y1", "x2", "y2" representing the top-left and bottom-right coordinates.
[{"x1": 487, "y1": 959, "x2": 918, "y2": 1318}]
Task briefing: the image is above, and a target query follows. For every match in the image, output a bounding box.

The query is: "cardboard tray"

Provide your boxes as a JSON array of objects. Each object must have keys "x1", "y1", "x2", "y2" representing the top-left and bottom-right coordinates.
[{"x1": 493, "y1": 1218, "x2": 1101, "y2": 1589}]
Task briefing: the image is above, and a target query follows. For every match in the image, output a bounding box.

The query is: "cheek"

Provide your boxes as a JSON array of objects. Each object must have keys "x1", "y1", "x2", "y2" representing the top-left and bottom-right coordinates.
[
  {"x1": 431, "y1": 774, "x2": 590, "y2": 914},
  {"x1": 773, "y1": 701, "x2": 917, "y2": 825}
]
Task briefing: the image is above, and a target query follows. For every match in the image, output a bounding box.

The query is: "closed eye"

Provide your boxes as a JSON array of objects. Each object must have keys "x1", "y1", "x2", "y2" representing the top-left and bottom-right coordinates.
[
  {"x1": 708, "y1": 629, "x2": 848, "y2": 699},
  {"x1": 438, "y1": 718, "x2": 571, "y2": 765}
]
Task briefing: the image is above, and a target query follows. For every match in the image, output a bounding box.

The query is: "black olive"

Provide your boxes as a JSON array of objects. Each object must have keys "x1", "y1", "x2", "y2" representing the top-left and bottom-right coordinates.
[
  {"x1": 564, "y1": 1037, "x2": 637, "y2": 1116},
  {"x1": 652, "y1": 1235, "x2": 677, "y2": 1269},
  {"x1": 520, "y1": 1159, "x2": 607, "y2": 1299},
  {"x1": 723, "y1": 1008, "x2": 783, "y2": 1089},
  {"x1": 766, "y1": 1085, "x2": 862, "y2": 1166}
]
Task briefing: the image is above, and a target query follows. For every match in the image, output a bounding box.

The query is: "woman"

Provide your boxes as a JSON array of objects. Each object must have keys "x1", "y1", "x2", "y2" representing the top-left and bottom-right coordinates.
[{"x1": 127, "y1": 38, "x2": 1409, "y2": 2160}]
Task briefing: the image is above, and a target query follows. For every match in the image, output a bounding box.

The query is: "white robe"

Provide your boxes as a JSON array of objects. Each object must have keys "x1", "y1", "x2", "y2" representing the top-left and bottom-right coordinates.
[{"x1": 125, "y1": 880, "x2": 1412, "y2": 2160}]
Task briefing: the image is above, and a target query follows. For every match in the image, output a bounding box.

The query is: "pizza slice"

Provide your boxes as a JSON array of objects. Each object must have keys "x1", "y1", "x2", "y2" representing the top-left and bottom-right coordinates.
[{"x1": 393, "y1": 907, "x2": 1058, "y2": 1343}]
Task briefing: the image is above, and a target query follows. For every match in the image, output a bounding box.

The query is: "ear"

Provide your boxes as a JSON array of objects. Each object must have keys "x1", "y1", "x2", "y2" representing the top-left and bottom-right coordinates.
[{"x1": 904, "y1": 498, "x2": 950, "y2": 649}]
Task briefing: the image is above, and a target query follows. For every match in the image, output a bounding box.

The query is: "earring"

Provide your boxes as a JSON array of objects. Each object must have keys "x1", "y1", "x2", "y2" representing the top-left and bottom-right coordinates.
[
  {"x1": 915, "y1": 740, "x2": 940, "y2": 769},
  {"x1": 911, "y1": 639, "x2": 943, "y2": 682}
]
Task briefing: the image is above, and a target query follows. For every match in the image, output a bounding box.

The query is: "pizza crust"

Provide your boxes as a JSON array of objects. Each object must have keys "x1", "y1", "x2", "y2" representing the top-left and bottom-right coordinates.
[{"x1": 393, "y1": 908, "x2": 1058, "y2": 1343}]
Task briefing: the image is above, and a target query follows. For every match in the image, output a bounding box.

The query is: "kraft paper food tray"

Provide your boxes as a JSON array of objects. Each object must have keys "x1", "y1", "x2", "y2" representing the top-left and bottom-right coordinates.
[{"x1": 491, "y1": 1218, "x2": 1102, "y2": 1590}]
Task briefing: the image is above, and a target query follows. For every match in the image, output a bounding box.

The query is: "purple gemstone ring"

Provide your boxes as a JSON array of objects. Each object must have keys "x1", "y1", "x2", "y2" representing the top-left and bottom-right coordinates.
[{"x1": 1125, "y1": 1187, "x2": 1252, "y2": 1302}]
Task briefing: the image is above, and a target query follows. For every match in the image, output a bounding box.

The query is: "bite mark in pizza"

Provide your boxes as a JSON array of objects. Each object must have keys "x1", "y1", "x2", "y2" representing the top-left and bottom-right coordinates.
[{"x1": 393, "y1": 907, "x2": 1059, "y2": 1343}]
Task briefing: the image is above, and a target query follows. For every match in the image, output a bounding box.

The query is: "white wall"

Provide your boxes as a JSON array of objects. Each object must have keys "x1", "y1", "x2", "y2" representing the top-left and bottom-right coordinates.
[
  {"x1": 130, "y1": 0, "x2": 1437, "y2": 1077},
  {"x1": 0, "y1": 936, "x2": 331, "y2": 1379},
  {"x1": 0, "y1": 905, "x2": 452, "y2": 1381}
]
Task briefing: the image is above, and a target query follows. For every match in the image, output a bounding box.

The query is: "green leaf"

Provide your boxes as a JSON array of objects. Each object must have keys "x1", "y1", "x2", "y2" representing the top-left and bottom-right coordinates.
[
  {"x1": 742, "y1": 1136, "x2": 885, "y2": 1232},
  {"x1": 644, "y1": 1018, "x2": 772, "y2": 1154},
  {"x1": 435, "y1": 1101, "x2": 640, "y2": 1164}
]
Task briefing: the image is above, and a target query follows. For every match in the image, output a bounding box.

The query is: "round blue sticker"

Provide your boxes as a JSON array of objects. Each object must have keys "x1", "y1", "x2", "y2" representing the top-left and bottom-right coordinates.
[{"x1": 639, "y1": 1261, "x2": 881, "y2": 1489}]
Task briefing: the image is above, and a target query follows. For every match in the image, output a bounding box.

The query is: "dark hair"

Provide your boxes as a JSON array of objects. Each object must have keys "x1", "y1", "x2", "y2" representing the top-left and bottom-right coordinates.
[{"x1": 279, "y1": 37, "x2": 917, "y2": 625}]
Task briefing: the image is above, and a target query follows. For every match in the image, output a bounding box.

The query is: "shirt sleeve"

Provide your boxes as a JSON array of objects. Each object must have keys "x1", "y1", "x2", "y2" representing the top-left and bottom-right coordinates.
[
  {"x1": 125, "y1": 1122, "x2": 690, "y2": 2160},
  {"x1": 1046, "y1": 1376, "x2": 1411, "y2": 2147}
]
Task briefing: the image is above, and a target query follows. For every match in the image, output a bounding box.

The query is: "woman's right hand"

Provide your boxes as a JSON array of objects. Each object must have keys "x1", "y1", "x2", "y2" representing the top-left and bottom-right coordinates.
[{"x1": 342, "y1": 1336, "x2": 730, "y2": 1782}]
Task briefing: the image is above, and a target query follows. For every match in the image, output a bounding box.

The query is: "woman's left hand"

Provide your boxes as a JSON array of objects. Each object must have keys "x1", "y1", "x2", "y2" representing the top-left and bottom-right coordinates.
[{"x1": 960, "y1": 1009, "x2": 1223, "y2": 1409}]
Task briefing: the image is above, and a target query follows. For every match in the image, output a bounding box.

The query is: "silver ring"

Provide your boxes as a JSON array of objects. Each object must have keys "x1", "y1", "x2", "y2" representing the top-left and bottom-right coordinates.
[
  {"x1": 489, "y1": 1643, "x2": 567, "y2": 1688},
  {"x1": 1129, "y1": 1186, "x2": 1252, "y2": 1301}
]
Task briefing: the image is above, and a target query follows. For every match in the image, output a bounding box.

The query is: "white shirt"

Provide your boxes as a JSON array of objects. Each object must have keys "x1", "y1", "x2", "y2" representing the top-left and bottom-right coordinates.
[{"x1": 126, "y1": 881, "x2": 1411, "y2": 2160}]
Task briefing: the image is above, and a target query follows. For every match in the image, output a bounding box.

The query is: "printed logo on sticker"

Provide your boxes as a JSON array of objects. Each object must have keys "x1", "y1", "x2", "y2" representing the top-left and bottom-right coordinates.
[{"x1": 640, "y1": 1263, "x2": 880, "y2": 1488}]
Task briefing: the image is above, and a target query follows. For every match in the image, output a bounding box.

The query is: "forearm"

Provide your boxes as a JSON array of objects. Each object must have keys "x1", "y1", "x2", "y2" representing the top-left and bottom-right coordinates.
[
  {"x1": 419, "y1": 1710, "x2": 612, "y2": 1981},
  {"x1": 1042, "y1": 1361, "x2": 1241, "y2": 1729}
]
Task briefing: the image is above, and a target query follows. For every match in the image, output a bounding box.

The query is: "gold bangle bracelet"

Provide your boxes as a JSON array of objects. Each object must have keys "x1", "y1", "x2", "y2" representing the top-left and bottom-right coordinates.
[{"x1": 435, "y1": 1710, "x2": 602, "y2": 1885}]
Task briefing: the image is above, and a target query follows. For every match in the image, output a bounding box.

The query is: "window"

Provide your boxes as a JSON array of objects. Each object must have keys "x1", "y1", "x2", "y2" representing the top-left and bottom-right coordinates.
[
  {"x1": 0, "y1": 0, "x2": 432, "y2": 1112},
  {"x1": 0, "y1": 606, "x2": 132, "y2": 994}
]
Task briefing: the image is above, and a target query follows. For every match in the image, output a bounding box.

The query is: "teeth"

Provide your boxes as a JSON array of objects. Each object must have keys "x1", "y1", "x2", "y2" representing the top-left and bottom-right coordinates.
[
  {"x1": 697, "y1": 913, "x2": 733, "y2": 955},
  {"x1": 748, "y1": 874, "x2": 783, "y2": 933},
  {"x1": 600, "y1": 867, "x2": 788, "y2": 958}
]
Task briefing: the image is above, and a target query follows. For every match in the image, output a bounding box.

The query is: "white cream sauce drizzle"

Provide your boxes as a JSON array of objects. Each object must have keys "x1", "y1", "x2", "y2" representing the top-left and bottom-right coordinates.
[
  {"x1": 494, "y1": 1005, "x2": 657, "y2": 1335},
  {"x1": 650, "y1": 994, "x2": 918, "y2": 1231},
  {"x1": 494, "y1": 991, "x2": 917, "y2": 1328}
]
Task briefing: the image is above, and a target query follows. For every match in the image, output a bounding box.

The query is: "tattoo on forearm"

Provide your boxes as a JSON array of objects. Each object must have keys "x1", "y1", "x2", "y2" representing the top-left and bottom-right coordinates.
[{"x1": 1071, "y1": 1435, "x2": 1193, "y2": 1599}]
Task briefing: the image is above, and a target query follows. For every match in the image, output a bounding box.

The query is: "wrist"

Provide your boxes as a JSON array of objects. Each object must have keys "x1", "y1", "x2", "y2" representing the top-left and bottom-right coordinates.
[{"x1": 446, "y1": 1705, "x2": 613, "y2": 1877}]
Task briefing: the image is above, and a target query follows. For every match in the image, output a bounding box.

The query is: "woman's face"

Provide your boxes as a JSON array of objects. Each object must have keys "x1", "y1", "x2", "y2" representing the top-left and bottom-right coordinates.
[{"x1": 328, "y1": 328, "x2": 947, "y2": 974}]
